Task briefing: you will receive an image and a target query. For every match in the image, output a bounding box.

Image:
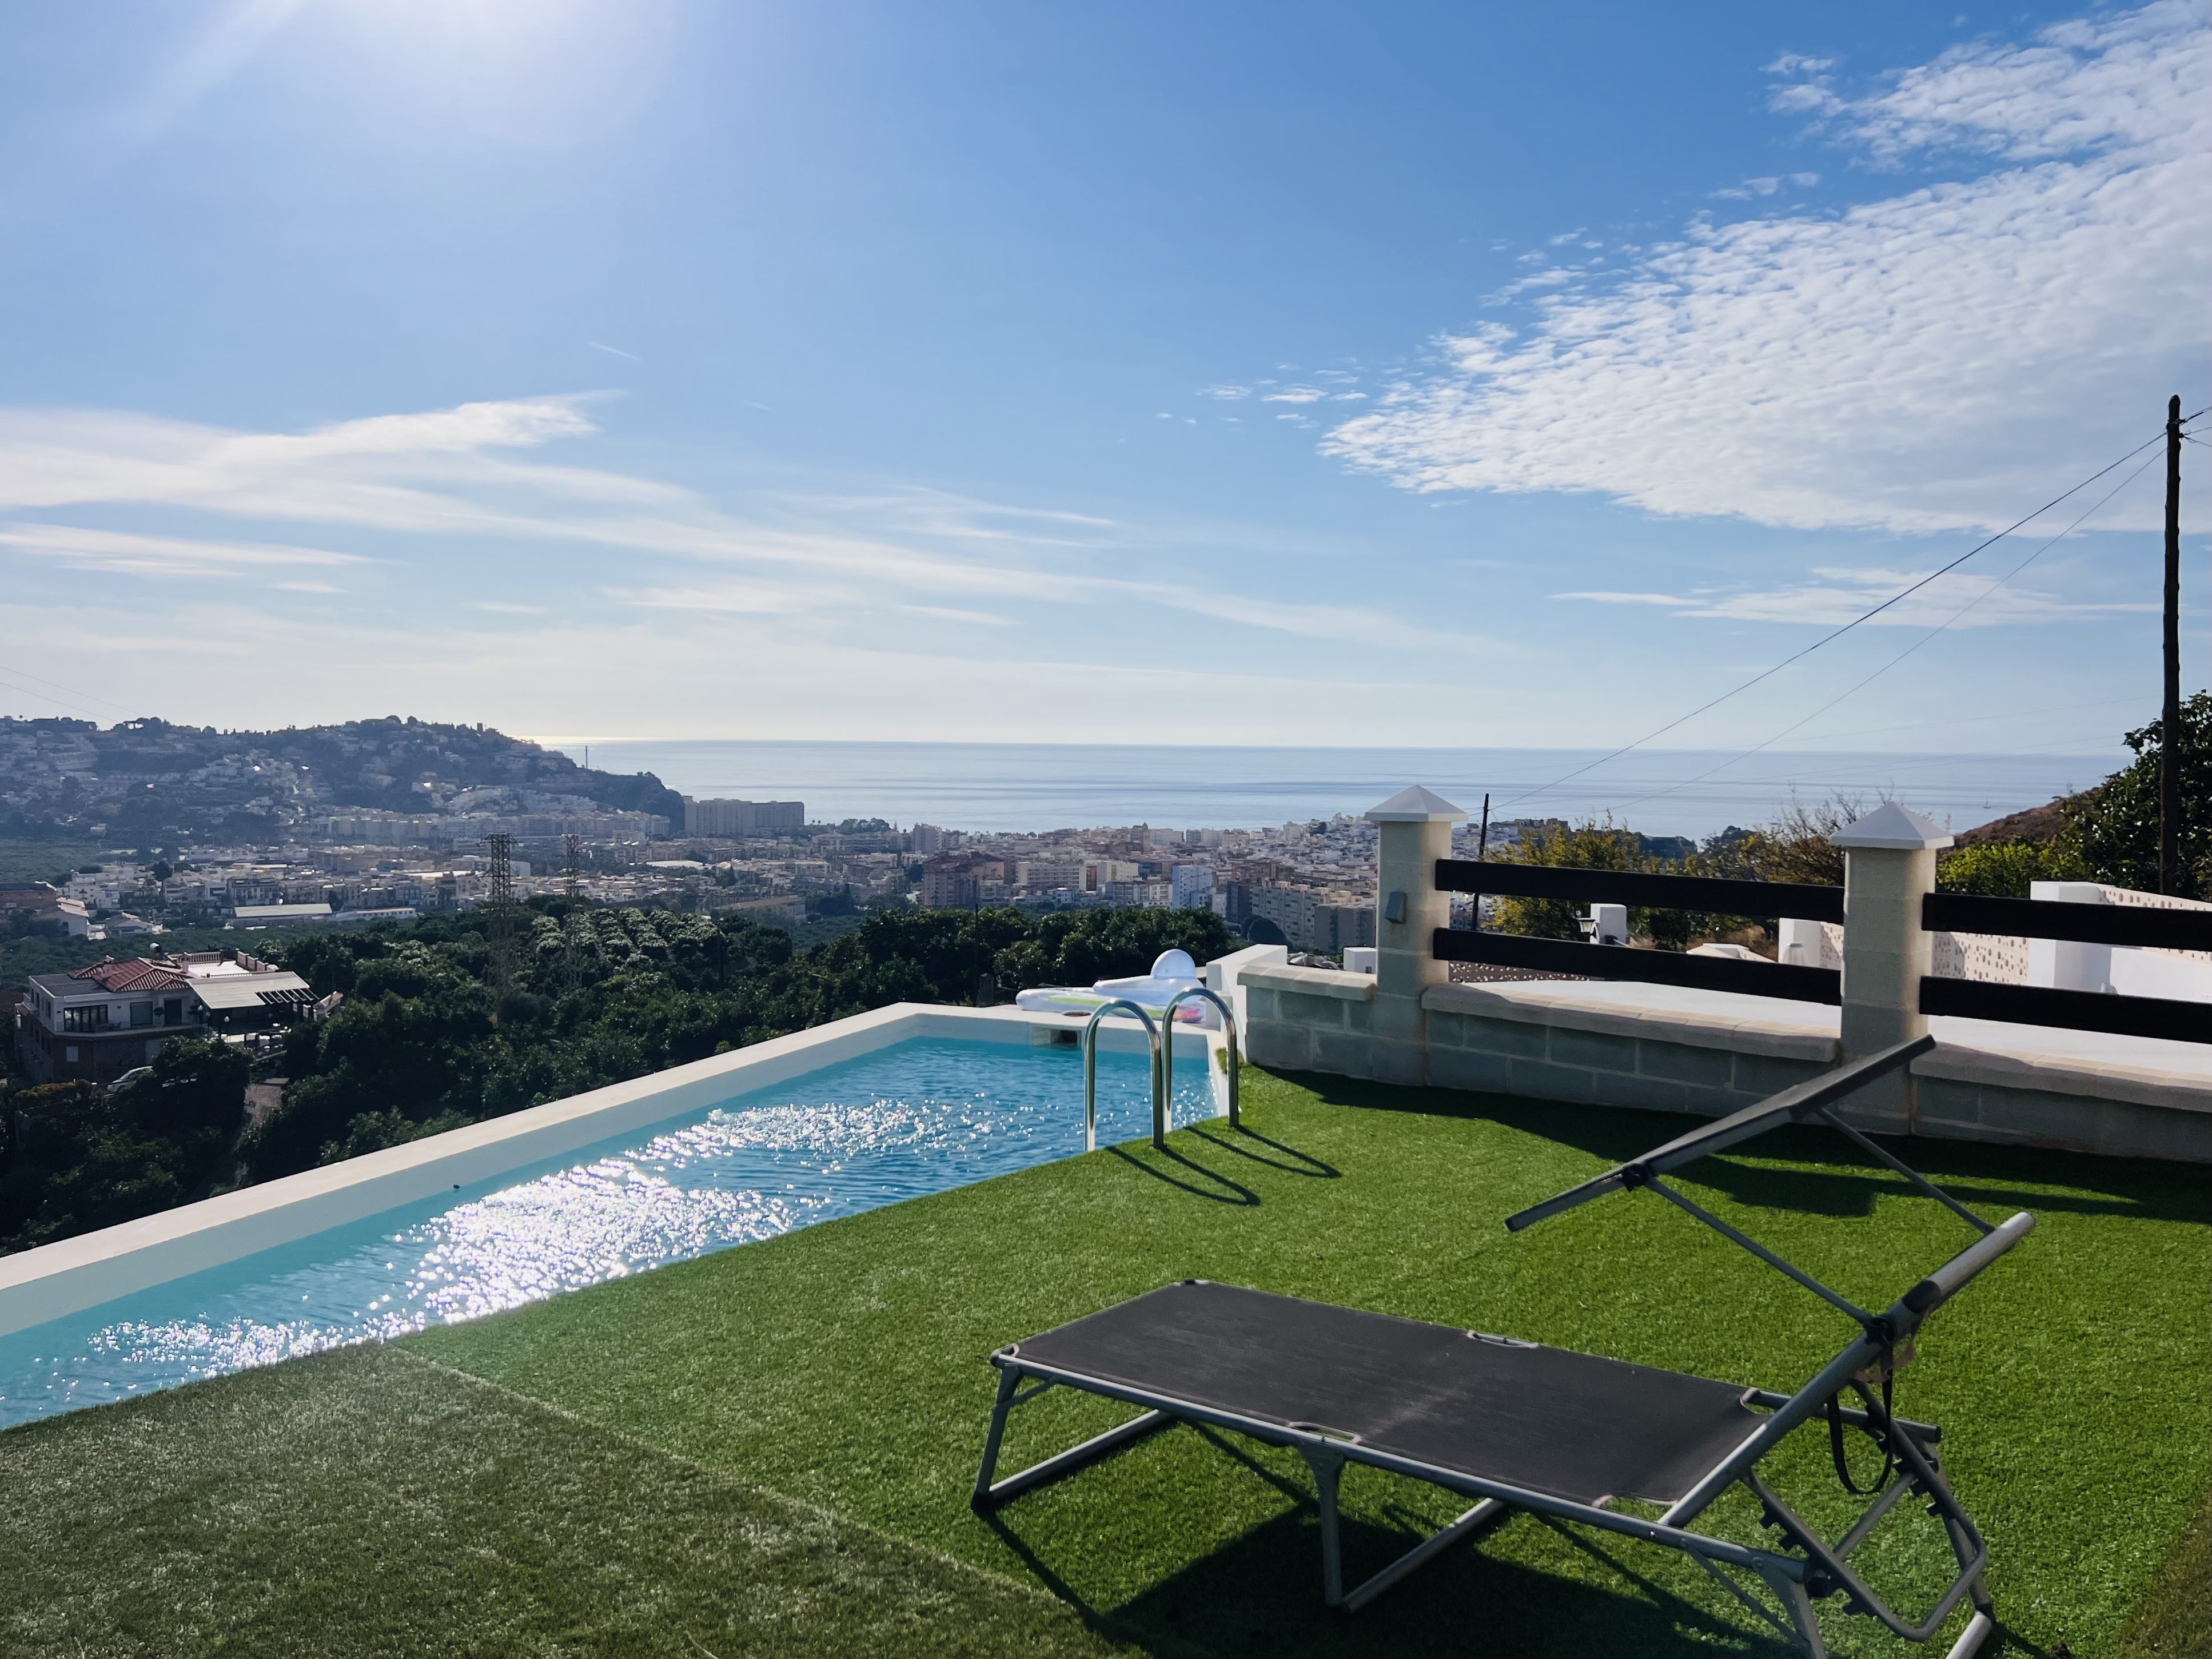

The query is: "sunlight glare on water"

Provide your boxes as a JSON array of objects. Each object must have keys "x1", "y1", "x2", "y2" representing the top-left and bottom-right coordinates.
[{"x1": 0, "y1": 1036, "x2": 1211, "y2": 1427}]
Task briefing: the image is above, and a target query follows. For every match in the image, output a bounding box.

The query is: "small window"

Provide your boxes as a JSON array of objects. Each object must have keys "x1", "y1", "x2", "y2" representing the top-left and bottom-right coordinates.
[
  {"x1": 64, "y1": 1045, "x2": 78, "y2": 1062},
  {"x1": 130, "y1": 1001, "x2": 154, "y2": 1028}
]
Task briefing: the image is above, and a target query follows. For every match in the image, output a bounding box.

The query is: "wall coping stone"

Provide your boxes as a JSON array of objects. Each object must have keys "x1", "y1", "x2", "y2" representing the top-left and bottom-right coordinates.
[
  {"x1": 1423, "y1": 979, "x2": 1840, "y2": 1062},
  {"x1": 1244, "y1": 963, "x2": 1378, "y2": 1003},
  {"x1": 1915, "y1": 1042, "x2": 2212, "y2": 1116}
]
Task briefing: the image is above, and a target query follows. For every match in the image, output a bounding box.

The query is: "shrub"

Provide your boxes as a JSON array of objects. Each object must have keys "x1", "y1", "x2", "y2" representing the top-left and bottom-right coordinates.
[{"x1": 1937, "y1": 840, "x2": 2089, "y2": 898}]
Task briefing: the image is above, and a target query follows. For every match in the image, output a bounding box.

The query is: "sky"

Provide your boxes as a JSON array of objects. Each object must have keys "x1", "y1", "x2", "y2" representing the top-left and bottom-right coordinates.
[{"x1": 0, "y1": 0, "x2": 2205, "y2": 761}]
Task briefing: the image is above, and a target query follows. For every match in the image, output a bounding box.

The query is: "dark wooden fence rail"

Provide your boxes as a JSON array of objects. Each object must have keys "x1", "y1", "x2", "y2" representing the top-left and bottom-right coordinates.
[
  {"x1": 1435, "y1": 860, "x2": 1846, "y2": 923},
  {"x1": 1429, "y1": 860, "x2": 1845, "y2": 1004},
  {"x1": 1918, "y1": 890, "x2": 2212, "y2": 1044},
  {"x1": 1918, "y1": 979, "x2": 2209, "y2": 1043},
  {"x1": 1432, "y1": 928, "x2": 1842, "y2": 1004},
  {"x1": 1922, "y1": 891, "x2": 2212, "y2": 952}
]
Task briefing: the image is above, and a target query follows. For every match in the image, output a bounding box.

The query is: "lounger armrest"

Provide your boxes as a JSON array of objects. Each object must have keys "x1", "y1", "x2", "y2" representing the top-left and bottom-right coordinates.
[{"x1": 1898, "y1": 1211, "x2": 2036, "y2": 1323}]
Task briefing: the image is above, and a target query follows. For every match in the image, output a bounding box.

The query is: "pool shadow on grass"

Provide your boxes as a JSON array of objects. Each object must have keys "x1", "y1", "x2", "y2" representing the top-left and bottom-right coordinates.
[
  {"x1": 982, "y1": 1475, "x2": 1802, "y2": 1659},
  {"x1": 1107, "y1": 1142, "x2": 1262, "y2": 1206},
  {"x1": 1278, "y1": 1068, "x2": 2211, "y2": 1227},
  {"x1": 1183, "y1": 1124, "x2": 1341, "y2": 1179}
]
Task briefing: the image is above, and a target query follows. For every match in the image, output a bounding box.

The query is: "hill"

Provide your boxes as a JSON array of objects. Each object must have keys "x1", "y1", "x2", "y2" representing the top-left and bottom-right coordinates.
[{"x1": 0, "y1": 717, "x2": 682, "y2": 845}]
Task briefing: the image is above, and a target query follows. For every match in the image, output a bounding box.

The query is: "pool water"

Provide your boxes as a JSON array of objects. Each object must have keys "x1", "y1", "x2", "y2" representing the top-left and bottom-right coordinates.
[{"x1": 0, "y1": 1036, "x2": 1213, "y2": 1428}]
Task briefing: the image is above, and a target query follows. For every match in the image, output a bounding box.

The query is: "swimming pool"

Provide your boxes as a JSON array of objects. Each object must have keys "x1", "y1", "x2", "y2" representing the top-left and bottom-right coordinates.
[{"x1": 0, "y1": 1035, "x2": 1213, "y2": 1428}]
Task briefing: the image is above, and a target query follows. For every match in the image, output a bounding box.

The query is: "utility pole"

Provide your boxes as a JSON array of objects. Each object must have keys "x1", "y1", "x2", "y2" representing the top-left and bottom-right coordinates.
[
  {"x1": 485, "y1": 831, "x2": 515, "y2": 997},
  {"x1": 2160, "y1": 394, "x2": 2183, "y2": 895}
]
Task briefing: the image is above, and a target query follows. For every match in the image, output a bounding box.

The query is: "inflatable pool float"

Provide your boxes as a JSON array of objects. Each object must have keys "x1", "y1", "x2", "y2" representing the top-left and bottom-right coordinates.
[{"x1": 1013, "y1": 950, "x2": 1217, "y2": 1026}]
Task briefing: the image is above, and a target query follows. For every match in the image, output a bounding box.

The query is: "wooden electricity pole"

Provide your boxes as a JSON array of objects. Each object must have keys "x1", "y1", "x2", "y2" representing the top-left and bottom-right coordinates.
[{"x1": 2159, "y1": 394, "x2": 2182, "y2": 895}]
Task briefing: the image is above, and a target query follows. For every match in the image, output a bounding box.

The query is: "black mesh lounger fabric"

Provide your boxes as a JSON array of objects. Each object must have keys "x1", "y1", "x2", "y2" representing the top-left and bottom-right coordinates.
[{"x1": 1006, "y1": 1281, "x2": 1763, "y2": 1506}]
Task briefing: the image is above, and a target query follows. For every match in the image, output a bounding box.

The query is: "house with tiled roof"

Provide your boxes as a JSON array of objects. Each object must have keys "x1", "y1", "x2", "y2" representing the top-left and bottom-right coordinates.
[{"x1": 13, "y1": 951, "x2": 313, "y2": 1084}]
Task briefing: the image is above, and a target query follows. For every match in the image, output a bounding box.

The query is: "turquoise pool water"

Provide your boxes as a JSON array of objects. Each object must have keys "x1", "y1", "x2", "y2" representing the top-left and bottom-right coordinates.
[{"x1": 0, "y1": 1036, "x2": 1212, "y2": 1428}]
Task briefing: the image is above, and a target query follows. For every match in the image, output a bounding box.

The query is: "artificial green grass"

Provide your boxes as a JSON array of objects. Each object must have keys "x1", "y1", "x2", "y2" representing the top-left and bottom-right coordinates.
[
  {"x1": 2114, "y1": 1494, "x2": 2211, "y2": 1659},
  {"x1": 2, "y1": 1067, "x2": 2202, "y2": 1657},
  {"x1": 404, "y1": 1068, "x2": 2211, "y2": 1658},
  {"x1": 0, "y1": 1340, "x2": 1130, "y2": 1658}
]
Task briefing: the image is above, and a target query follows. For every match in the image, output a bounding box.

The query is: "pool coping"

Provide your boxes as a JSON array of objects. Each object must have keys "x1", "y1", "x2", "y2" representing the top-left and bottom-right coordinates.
[{"x1": 0, "y1": 1003, "x2": 1221, "y2": 1341}]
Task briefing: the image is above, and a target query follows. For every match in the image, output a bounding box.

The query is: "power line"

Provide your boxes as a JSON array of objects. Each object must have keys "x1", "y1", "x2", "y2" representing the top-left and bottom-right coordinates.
[
  {"x1": 0, "y1": 660, "x2": 148, "y2": 721},
  {"x1": 1496, "y1": 413, "x2": 2207, "y2": 812},
  {"x1": 1605, "y1": 448, "x2": 2164, "y2": 817},
  {"x1": 1763, "y1": 694, "x2": 2143, "y2": 746}
]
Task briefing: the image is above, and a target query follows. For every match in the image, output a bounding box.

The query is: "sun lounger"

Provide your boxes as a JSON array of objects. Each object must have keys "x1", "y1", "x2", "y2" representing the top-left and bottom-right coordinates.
[{"x1": 973, "y1": 1034, "x2": 2024, "y2": 1657}]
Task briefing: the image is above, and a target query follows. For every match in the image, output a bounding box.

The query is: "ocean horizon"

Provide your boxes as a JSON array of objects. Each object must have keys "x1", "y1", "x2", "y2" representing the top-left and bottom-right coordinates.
[{"x1": 547, "y1": 740, "x2": 2126, "y2": 842}]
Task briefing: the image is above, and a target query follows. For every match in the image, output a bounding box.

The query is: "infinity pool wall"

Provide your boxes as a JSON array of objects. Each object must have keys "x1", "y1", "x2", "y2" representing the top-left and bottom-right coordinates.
[{"x1": 0, "y1": 1030, "x2": 1212, "y2": 1427}]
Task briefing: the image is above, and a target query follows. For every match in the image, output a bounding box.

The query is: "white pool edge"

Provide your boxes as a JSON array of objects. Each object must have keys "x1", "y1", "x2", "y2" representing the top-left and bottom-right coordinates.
[{"x1": 0, "y1": 1003, "x2": 1222, "y2": 1340}]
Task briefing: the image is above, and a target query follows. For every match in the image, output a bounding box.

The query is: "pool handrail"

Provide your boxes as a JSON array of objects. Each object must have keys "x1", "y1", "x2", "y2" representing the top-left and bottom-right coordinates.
[
  {"x1": 1159, "y1": 986, "x2": 1239, "y2": 1132},
  {"x1": 1081, "y1": 999, "x2": 1164, "y2": 1151}
]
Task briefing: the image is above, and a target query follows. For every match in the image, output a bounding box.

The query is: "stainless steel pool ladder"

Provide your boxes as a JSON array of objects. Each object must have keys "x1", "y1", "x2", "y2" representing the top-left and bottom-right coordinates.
[
  {"x1": 1079, "y1": 990, "x2": 1241, "y2": 1153},
  {"x1": 1081, "y1": 999, "x2": 1161, "y2": 1152},
  {"x1": 1161, "y1": 986, "x2": 1239, "y2": 1134}
]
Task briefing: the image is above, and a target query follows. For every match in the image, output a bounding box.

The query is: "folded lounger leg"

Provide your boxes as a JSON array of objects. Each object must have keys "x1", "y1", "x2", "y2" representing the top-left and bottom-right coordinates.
[{"x1": 1302, "y1": 1445, "x2": 1509, "y2": 1612}]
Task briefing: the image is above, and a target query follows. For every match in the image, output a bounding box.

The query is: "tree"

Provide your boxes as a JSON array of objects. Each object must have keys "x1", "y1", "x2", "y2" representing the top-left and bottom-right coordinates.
[
  {"x1": 1, "y1": 1038, "x2": 246, "y2": 1254},
  {"x1": 2062, "y1": 692, "x2": 2210, "y2": 897}
]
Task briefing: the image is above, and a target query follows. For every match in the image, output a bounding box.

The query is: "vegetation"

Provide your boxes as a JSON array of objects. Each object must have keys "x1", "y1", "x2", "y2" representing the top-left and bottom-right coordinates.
[
  {"x1": 0, "y1": 1039, "x2": 248, "y2": 1254},
  {"x1": 1486, "y1": 697, "x2": 2212, "y2": 940},
  {"x1": 2059, "y1": 691, "x2": 2210, "y2": 898},
  {"x1": 3, "y1": 1070, "x2": 2200, "y2": 1656},
  {"x1": 247, "y1": 902, "x2": 1233, "y2": 1183},
  {"x1": 1935, "y1": 838, "x2": 2089, "y2": 898},
  {"x1": 1484, "y1": 805, "x2": 1848, "y2": 951}
]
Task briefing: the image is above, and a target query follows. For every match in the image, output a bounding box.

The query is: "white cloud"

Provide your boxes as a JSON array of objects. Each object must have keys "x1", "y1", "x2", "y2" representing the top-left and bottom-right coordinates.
[
  {"x1": 1261, "y1": 386, "x2": 1326, "y2": 403},
  {"x1": 1198, "y1": 384, "x2": 1250, "y2": 400},
  {"x1": 1711, "y1": 173, "x2": 1816, "y2": 199},
  {"x1": 1557, "y1": 565, "x2": 2155, "y2": 627},
  {"x1": 0, "y1": 522, "x2": 367, "y2": 575},
  {"x1": 0, "y1": 597, "x2": 1507, "y2": 747},
  {"x1": 0, "y1": 396, "x2": 1474, "y2": 658},
  {"x1": 1324, "y1": 1, "x2": 2210, "y2": 535}
]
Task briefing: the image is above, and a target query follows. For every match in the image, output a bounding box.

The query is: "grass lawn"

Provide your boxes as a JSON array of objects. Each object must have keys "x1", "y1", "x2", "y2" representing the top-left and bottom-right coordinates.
[{"x1": 2, "y1": 1066, "x2": 2205, "y2": 1656}]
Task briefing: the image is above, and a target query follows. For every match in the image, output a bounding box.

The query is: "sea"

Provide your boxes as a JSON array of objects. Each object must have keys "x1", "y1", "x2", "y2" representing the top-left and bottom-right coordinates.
[{"x1": 549, "y1": 741, "x2": 2125, "y2": 842}]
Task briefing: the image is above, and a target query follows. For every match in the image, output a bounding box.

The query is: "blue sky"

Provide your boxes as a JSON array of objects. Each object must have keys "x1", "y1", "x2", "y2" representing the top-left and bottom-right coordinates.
[{"x1": 0, "y1": 0, "x2": 2204, "y2": 760}]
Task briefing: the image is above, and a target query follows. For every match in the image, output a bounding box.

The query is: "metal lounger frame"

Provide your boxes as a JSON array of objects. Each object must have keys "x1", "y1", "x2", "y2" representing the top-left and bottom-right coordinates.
[{"x1": 971, "y1": 1035, "x2": 2024, "y2": 1658}]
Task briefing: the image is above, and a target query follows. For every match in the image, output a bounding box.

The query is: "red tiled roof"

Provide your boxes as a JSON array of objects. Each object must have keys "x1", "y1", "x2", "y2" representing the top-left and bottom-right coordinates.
[{"x1": 67, "y1": 957, "x2": 188, "y2": 992}]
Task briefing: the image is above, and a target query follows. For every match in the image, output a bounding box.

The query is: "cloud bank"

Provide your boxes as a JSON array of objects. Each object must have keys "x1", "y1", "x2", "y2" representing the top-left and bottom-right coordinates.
[{"x1": 1323, "y1": 1, "x2": 2210, "y2": 533}]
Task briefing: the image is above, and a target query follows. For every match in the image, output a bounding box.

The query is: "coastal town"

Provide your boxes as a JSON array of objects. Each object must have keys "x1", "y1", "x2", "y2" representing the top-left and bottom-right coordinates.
[{"x1": 1, "y1": 715, "x2": 1562, "y2": 958}]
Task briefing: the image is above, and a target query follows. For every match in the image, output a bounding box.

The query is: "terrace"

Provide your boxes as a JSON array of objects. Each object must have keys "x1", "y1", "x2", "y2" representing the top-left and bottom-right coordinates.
[
  {"x1": 0, "y1": 1077, "x2": 2201, "y2": 1654},
  {"x1": 0, "y1": 792, "x2": 2205, "y2": 1658}
]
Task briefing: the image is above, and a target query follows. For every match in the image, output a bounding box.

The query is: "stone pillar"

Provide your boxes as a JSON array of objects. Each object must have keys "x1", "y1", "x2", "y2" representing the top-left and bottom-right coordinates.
[
  {"x1": 1366, "y1": 786, "x2": 1466, "y2": 1086},
  {"x1": 1833, "y1": 803, "x2": 1952, "y2": 1130}
]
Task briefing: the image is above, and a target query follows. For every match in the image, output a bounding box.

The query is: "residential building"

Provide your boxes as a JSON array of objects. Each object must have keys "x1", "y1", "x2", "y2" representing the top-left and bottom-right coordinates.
[
  {"x1": 1246, "y1": 885, "x2": 1376, "y2": 954},
  {"x1": 230, "y1": 902, "x2": 336, "y2": 927},
  {"x1": 919, "y1": 861, "x2": 978, "y2": 909},
  {"x1": 1103, "y1": 879, "x2": 1171, "y2": 908},
  {"x1": 683, "y1": 797, "x2": 806, "y2": 836},
  {"x1": 14, "y1": 951, "x2": 313, "y2": 1083},
  {"x1": 1170, "y1": 865, "x2": 1215, "y2": 910},
  {"x1": 0, "y1": 881, "x2": 94, "y2": 937}
]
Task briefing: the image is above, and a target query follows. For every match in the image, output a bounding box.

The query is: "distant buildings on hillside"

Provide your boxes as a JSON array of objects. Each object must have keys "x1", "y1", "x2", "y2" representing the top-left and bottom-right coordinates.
[{"x1": 683, "y1": 797, "x2": 805, "y2": 836}]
